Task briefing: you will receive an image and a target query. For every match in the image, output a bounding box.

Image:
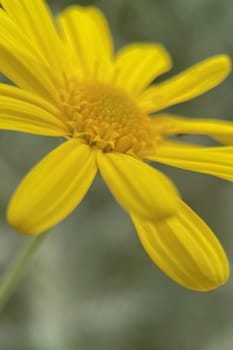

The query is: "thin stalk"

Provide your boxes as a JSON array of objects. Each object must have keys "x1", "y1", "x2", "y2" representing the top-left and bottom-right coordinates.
[{"x1": 0, "y1": 233, "x2": 47, "y2": 311}]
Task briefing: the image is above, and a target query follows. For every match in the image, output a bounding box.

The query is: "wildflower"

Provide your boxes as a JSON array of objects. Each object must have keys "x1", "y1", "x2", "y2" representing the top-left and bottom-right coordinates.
[{"x1": 0, "y1": 0, "x2": 232, "y2": 291}]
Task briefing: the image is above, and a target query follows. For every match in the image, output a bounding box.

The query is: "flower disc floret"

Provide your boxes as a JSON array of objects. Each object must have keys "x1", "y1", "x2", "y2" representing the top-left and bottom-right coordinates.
[{"x1": 62, "y1": 81, "x2": 154, "y2": 157}]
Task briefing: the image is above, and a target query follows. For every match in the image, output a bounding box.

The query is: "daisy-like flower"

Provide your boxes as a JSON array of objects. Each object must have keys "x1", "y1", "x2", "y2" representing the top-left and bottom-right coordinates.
[{"x1": 0, "y1": 0, "x2": 232, "y2": 291}]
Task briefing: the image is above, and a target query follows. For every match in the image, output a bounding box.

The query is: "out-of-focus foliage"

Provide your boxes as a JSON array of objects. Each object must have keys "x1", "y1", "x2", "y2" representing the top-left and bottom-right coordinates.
[{"x1": 0, "y1": 0, "x2": 233, "y2": 349}]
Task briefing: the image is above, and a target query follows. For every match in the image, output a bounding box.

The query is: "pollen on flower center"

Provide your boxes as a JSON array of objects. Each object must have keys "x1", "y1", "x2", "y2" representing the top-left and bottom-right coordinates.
[{"x1": 61, "y1": 81, "x2": 154, "y2": 157}]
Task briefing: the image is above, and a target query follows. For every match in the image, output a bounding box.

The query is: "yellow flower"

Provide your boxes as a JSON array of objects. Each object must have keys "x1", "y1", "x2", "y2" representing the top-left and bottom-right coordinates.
[{"x1": 0, "y1": 0, "x2": 231, "y2": 291}]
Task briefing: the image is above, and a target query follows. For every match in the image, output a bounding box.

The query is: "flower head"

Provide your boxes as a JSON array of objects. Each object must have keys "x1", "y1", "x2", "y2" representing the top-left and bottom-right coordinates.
[{"x1": 0, "y1": 0, "x2": 232, "y2": 291}]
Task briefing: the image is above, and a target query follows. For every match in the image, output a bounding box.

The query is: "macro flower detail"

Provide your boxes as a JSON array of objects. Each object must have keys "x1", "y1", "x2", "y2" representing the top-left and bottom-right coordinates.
[{"x1": 0, "y1": 0, "x2": 232, "y2": 291}]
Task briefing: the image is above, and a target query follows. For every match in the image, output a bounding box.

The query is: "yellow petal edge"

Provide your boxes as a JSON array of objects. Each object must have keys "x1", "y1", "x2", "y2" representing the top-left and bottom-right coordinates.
[{"x1": 132, "y1": 201, "x2": 229, "y2": 291}]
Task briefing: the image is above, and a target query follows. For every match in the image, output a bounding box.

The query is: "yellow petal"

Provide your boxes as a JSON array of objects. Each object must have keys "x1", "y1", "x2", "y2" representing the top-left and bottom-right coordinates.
[
  {"x1": 0, "y1": 84, "x2": 60, "y2": 118},
  {"x1": 85, "y1": 7, "x2": 113, "y2": 58},
  {"x1": 211, "y1": 134, "x2": 233, "y2": 145},
  {"x1": 58, "y1": 6, "x2": 113, "y2": 80},
  {"x1": 0, "y1": 42, "x2": 59, "y2": 102},
  {"x1": 151, "y1": 114, "x2": 233, "y2": 143},
  {"x1": 1, "y1": 0, "x2": 64, "y2": 71},
  {"x1": 97, "y1": 151, "x2": 180, "y2": 220},
  {"x1": 0, "y1": 92, "x2": 69, "y2": 136},
  {"x1": 8, "y1": 141, "x2": 97, "y2": 234},
  {"x1": 114, "y1": 44, "x2": 172, "y2": 95},
  {"x1": 0, "y1": 10, "x2": 45, "y2": 63},
  {"x1": 139, "y1": 55, "x2": 231, "y2": 113},
  {"x1": 131, "y1": 200, "x2": 229, "y2": 291},
  {"x1": 149, "y1": 142, "x2": 233, "y2": 181}
]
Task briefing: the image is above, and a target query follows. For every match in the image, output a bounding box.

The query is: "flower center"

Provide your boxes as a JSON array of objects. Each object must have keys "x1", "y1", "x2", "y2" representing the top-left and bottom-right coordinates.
[{"x1": 62, "y1": 81, "x2": 154, "y2": 157}]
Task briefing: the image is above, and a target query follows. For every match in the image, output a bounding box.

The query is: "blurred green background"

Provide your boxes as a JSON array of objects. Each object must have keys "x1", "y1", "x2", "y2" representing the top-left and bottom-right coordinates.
[{"x1": 1, "y1": 0, "x2": 233, "y2": 349}]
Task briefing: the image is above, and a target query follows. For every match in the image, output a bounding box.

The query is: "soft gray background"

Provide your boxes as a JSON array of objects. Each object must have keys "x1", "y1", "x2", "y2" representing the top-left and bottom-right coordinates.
[{"x1": 0, "y1": 0, "x2": 233, "y2": 349}]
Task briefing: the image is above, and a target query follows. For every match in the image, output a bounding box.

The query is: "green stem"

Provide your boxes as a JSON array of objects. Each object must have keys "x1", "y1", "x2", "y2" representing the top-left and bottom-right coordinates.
[{"x1": 0, "y1": 233, "x2": 47, "y2": 311}]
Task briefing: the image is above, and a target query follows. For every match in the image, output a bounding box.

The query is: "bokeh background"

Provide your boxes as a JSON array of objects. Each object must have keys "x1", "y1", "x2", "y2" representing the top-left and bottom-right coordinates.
[{"x1": 0, "y1": 0, "x2": 233, "y2": 349}]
